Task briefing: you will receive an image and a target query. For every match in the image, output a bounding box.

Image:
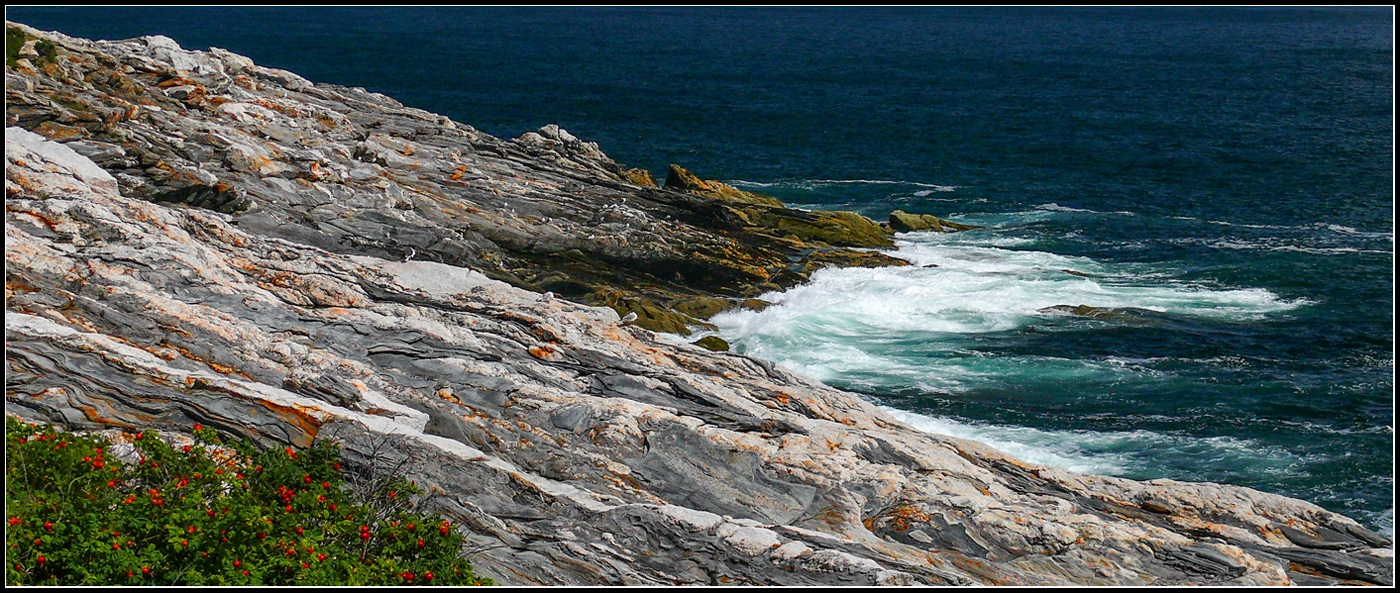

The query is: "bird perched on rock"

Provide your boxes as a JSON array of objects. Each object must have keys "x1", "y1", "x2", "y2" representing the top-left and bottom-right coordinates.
[
  {"x1": 619, "y1": 312, "x2": 638, "y2": 324},
  {"x1": 542, "y1": 291, "x2": 554, "y2": 302},
  {"x1": 402, "y1": 247, "x2": 416, "y2": 263}
]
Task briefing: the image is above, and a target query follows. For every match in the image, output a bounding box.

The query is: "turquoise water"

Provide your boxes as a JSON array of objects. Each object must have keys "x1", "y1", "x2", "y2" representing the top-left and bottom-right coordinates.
[{"x1": 7, "y1": 6, "x2": 1392, "y2": 536}]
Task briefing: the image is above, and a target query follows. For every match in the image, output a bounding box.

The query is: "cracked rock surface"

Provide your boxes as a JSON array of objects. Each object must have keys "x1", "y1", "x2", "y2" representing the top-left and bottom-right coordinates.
[
  {"x1": 4, "y1": 23, "x2": 1393, "y2": 586},
  {"x1": 4, "y1": 22, "x2": 909, "y2": 338}
]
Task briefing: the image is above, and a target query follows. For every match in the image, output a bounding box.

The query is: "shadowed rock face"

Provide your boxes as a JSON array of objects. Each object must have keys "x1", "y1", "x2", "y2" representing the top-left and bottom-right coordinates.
[{"x1": 5, "y1": 23, "x2": 1393, "y2": 586}]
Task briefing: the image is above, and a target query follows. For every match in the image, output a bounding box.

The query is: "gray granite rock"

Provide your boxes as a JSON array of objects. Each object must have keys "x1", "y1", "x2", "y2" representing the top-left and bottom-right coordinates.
[
  {"x1": 4, "y1": 22, "x2": 1392, "y2": 586},
  {"x1": 4, "y1": 21, "x2": 914, "y2": 335}
]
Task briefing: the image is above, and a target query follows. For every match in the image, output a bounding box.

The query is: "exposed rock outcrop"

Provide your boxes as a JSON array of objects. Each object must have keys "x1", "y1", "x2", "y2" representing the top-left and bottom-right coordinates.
[
  {"x1": 1, "y1": 22, "x2": 903, "y2": 333},
  {"x1": 691, "y1": 335, "x2": 730, "y2": 352},
  {"x1": 664, "y1": 163, "x2": 784, "y2": 207},
  {"x1": 665, "y1": 164, "x2": 897, "y2": 250},
  {"x1": 5, "y1": 23, "x2": 1392, "y2": 586},
  {"x1": 623, "y1": 167, "x2": 657, "y2": 187},
  {"x1": 889, "y1": 209, "x2": 982, "y2": 233}
]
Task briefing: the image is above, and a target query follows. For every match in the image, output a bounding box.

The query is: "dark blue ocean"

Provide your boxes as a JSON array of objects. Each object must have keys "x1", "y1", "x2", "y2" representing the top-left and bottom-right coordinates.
[{"x1": 8, "y1": 6, "x2": 1393, "y2": 536}]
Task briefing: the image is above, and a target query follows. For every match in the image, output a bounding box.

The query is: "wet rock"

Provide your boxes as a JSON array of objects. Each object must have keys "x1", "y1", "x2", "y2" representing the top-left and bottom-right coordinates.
[
  {"x1": 740, "y1": 298, "x2": 771, "y2": 312},
  {"x1": 591, "y1": 289, "x2": 706, "y2": 336},
  {"x1": 672, "y1": 296, "x2": 732, "y2": 320},
  {"x1": 692, "y1": 335, "x2": 729, "y2": 352},
  {"x1": 796, "y1": 247, "x2": 908, "y2": 273},
  {"x1": 1038, "y1": 304, "x2": 1160, "y2": 323},
  {"x1": 751, "y1": 208, "x2": 895, "y2": 249},
  {"x1": 888, "y1": 209, "x2": 981, "y2": 233}
]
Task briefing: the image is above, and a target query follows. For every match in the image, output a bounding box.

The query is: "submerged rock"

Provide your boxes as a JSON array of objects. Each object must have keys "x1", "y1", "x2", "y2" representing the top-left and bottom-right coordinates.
[
  {"x1": 5, "y1": 22, "x2": 1392, "y2": 587},
  {"x1": 1038, "y1": 304, "x2": 1159, "y2": 323}
]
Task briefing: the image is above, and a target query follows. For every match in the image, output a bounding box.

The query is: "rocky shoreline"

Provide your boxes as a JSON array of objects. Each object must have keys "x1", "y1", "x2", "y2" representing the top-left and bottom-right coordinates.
[{"x1": 4, "y1": 23, "x2": 1393, "y2": 585}]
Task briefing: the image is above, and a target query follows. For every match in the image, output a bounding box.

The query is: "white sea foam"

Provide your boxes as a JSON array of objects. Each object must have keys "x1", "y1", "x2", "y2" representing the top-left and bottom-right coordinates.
[
  {"x1": 879, "y1": 407, "x2": 1309, "y2": 479},
  {"x1": 797, "y1": 179, "x2": 957, "y2": 189},
  {"x1": 1169, "y1": 237, "x2": 1391, "y2": 255},
  {"x1": 702, "y1": 227, "x2": 1379, "y2": 525},
  {"x1": 881, "y1": 406, "x2": 1134, "y2": 474},
  {"x1": 717, "y1": 237, "x2": 1303, "y2": 336},
  {"x1": 1320, "y1": 223, "x2": 1394, "y2": 240},
  {"x1": 1364, "y1": 508, "x2": 1394, "y2": 539},
  {"x1": 1031, "y1": 203, "x2": 1136, "y2": 216},
  {"x1": 1035, "y1": 202, "x2": 1094, "y2": 213},
  {"x1": 728, "y1": 179, "x2": 958, "y2": 191},
  {"x1": 1205, "y1": 219, "x2": 1291, "y2": 229},
  {"x1": 713, "y1": 233, "x2": 1307, "y2": 394},
  {"x1": 913, "y1": 187, "x2": 958, "y2": 196}
]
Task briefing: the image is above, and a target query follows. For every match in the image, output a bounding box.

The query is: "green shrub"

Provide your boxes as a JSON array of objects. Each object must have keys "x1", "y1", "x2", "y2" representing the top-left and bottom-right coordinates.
[
  {"x1": 33, "y1": 38, "x2": 58, "y2": 65},
  {"x1": 4, "y1": 417, "x2": 491, "y2": 585},
  {"x1": 5, "y1": 26, "x2": 27, "y2": 69},
  {"x1": 4, "y1": 27, "x2": 58, "y2": 69}
]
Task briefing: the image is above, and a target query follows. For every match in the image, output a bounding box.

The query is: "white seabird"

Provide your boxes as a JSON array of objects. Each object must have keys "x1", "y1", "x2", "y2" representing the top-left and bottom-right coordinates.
[
  {"x1": 402, "y1": 247, "x2": 416, "y2": 262},
  {"x1": 542, "y1": 291, "x2": 554, "y2": 302},
  {"x1": 619, "y1": 312, "x2": 638, "y2": 324}
]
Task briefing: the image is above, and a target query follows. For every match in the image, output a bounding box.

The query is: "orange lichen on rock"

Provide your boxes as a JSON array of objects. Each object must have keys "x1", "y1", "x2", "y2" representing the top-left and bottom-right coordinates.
[{"x1": 528, "y1": 344, "x2": 563, "y2": 361}]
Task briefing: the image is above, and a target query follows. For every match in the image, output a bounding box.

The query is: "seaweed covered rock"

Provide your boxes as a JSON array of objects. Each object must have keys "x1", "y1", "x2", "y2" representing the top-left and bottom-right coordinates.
[
  {"x1": 692, "y1": 335, "x2": 730, "y2": 351},
  {"x1": 750, "y1": 208, "x2": 895, "y2": 248},
  {"x1": 592, "y1": 289, "x2": 711, "y2": 336},
  {"x1": 664, "y1": 163, "x2": 785, "y2": 207},
  {"x1": 672, "y1": 296, "x2": 734, "y2": 320},
  {"x1": 795, "y1": 247, "x2": 911, "y2": 275},
  {"x1": 888, "y1": 209, "x2": 982, "y2": 233}
]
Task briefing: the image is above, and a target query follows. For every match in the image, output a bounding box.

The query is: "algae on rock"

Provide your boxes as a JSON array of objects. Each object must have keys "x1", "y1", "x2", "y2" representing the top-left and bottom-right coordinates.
[
  {"x1": 591, "y1": 288, "x2": 712, "y2": 336},
  {"x1": 692, "y1": 335, "x2": 730, "y2": 351},
  {"x1": 665, "y1": 163, "x2": 785, "y2": 207},
  {"x1": 623, "y1": 167, "x2": 657, "y2": 187},
  {"x1": 888, "y1": 209, "x2": 982, "y2": 233}
]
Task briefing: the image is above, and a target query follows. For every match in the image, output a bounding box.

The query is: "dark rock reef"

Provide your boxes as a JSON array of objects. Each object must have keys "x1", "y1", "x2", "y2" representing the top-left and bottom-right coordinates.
[{"x1": 5, "y1": 23, "x2": 1392, "y2": 586}]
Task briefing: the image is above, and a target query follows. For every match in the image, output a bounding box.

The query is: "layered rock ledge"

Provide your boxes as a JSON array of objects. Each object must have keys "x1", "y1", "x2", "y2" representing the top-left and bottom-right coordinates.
[
  {"x1": 4, "y1": 23, "x2": 1393, "y2": 586},
  {"x1": 3, "y1": 22, "x2": 914, "y2": 340}
]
